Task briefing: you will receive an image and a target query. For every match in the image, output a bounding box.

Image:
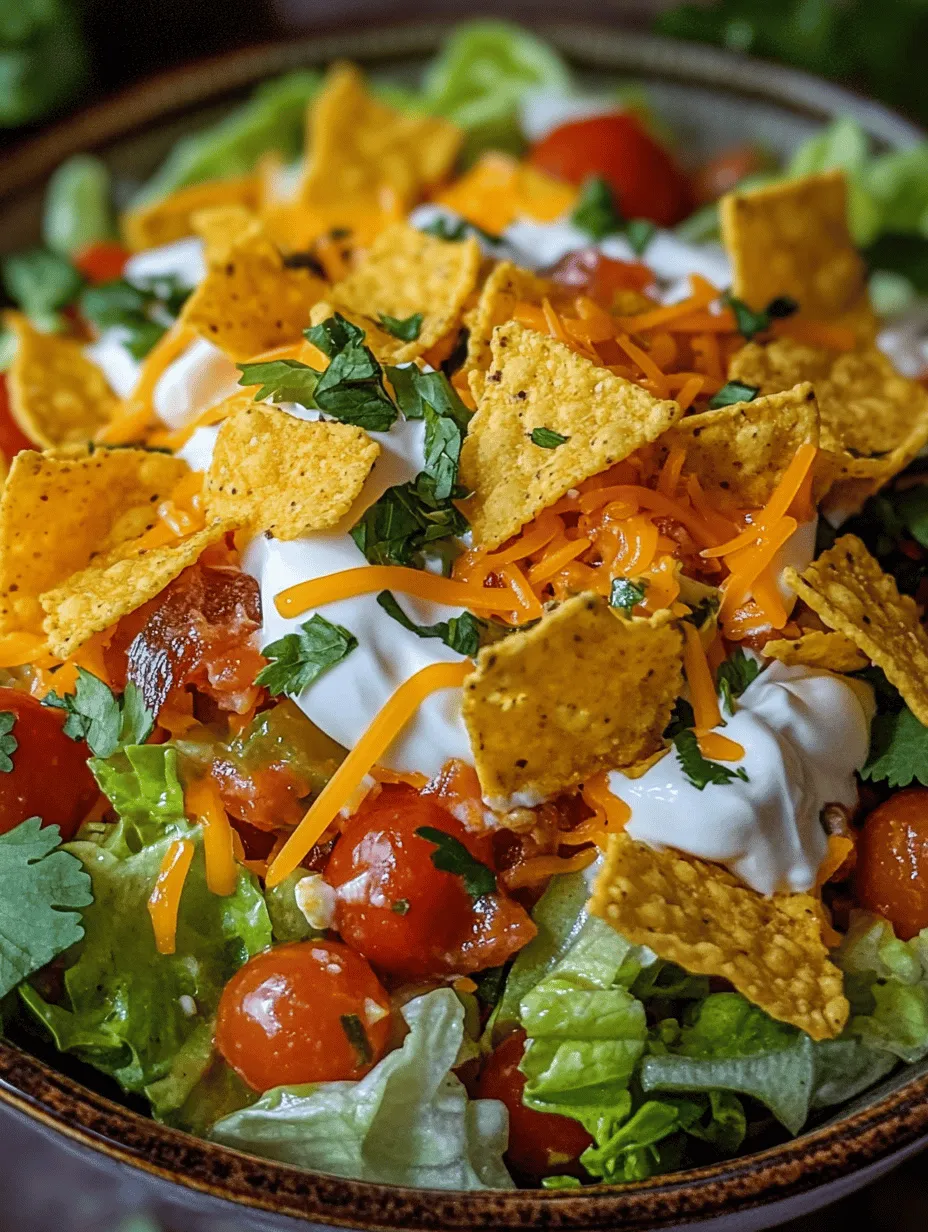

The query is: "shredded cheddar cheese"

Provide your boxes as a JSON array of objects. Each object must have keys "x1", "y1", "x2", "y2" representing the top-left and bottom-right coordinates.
[
  {"x1": 147, "y1": 838, "x2": 194, "y2": 955},
  {"x1": 185, "y1": 777, "x2": 237, "y2": 896}
]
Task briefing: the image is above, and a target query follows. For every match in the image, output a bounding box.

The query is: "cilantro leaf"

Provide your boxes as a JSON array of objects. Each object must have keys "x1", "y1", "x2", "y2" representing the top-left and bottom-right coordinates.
[
  {"x1": 340, "y1": 1013, "x2": 373, "y2": 1067},
  {"x1": 0, "y1": 711, "x2": 17, "y2": 773},
  {"x1": 80, "y1": 275, "x2": 191, "y2": 361},
  {"x1": 572, "y1": 176, "x2": 623, "y2": 240},
  {"x1": 862, "y1": 704, "x2": 928, "y2": 789},
  {"x1": 2, "y1": 247, "x2": 83, "y2": 325},
  {"x1": 304, "y1": 314, "x2": 397, "y2": 432},
  {"x1": 351, "y1": 473, "x2": 469, "y2": 567},
  {"x1": 256, "y1": 614, "x2": 358, "y2": 696},
  {"x1": 415, "y1": 825, "x2": 497, "y2": 900},
  {"x1": 43, "y1": 670, "x2": 154, "y2": 759},
  {"x1": 377, "y1": 311, "x2": 423, "y2": 341},
  {"x1": 708, "y1": 381, "x2": 759, "y2": 410},
  {"x1": 625, "y1": 218, "x2": 657, "y2": 256},
  {"x1": 531, "y1": 427, "x2": 569, "y2": 449},
  {"x1": 716, "y1": 648, "x2": 761, "y2": 717},
  {"x1": 238, "y1": 358, "x2": 321, "y2": 404},
  {"x1": 0, "y1": 816, "x2": 93, "y2": 999},
  {"x1": 725, "y1": 293, "x2": 799, "y2": 340},
  {"x1": 376, "y1": 590, "x2": 483, "y2": 656},
  {"x1": 420, "y1": 216, "x2": 497, "y2": 244},
  {"x1": 610, "y1": 577, "x2": 647, "y2": 614},
  {"x1": 673, "y1": 728, "x2": 749, "y2": 790},
  {"x1": 304, "y1": 312, "x2": 365, "y2": 356},
  {"x1": 385, "y1": 366, "x2": 472, "y2": 500},
  {"x1": 664, "y1": 697, "x2": 695, "y2": 740}
]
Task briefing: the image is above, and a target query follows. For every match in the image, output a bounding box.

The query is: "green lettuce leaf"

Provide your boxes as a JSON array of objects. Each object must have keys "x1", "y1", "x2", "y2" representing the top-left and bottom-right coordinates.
[
  {"x1": 88, "y1": 744, "x2": 189, "y2": 857},
  {"x1": 42, "y1": 155, "x2": 115, "y2": 258},
  {"x1": 211, "y1": 988, "x2": 513, "y2": 1190}
]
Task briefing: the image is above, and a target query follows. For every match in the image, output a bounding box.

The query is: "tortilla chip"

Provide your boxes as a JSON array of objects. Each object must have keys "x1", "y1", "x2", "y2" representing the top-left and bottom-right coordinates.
[
  {"x1": 41, "y1": 521, "x2": 229, "y2": 660},
  {"x1": 326, "y1": 224, "x2": 481, "y2": 362},
  {"x1": 6, "y1": 314, "x2": 119, "y2": 447},
  {"x1": 462, "y1": 595, "x2": 683, "y2": 808},
  {"x1": 589, "y1": 832, "x2": 848, "y2": 1040},
  {"x1": 299, "y1": 63, "x2": 461, "y2": 212},
  {"x1": 464, "y1": 261, "x2": 557, "y2": 377},
  {"x1": 785, "y1": 534, "x2": 928, "y2": 723},
  {"x1": 656, "y1": 383, "x2": 818, "y2": 508},
  {"x1": 190, "y1": 204, "x2": 262, "y2": 262},
  {"x1": 181, "y1": 229, "x2": 326, "y2": 362},
  {"x1": 306, "y1": 301, "x2": 404, "y2": 364},
  {"x1": 458, "y1": 322, "x2": 682, "y2": 549},
  {"x1": 0, "y1": 448, "x2": 187, "y2": 635},
  {"x1": 122, "y1": 175, "x2": 262, "y2": 251},
  {"x1": 720, "y1": 170, "x2": 874, "y2": 335},
  {"x1": 764, "y1": 629, "x2": 869, "y2": 673},
  {"x1": 204, "y1": 404, "x2": 379, "y2": 538}
]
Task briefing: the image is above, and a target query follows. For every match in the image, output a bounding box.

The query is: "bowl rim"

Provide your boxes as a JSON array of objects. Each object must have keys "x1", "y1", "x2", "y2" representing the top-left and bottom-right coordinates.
[{"x1": 1, "y1": 15, "x2": 926, "y2": 1229}]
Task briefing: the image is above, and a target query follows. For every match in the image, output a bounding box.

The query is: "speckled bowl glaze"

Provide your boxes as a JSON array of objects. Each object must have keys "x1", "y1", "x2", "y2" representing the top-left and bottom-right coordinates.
[{"x1": 0, "y1": 19, "x2": 926, "y2": 1232}]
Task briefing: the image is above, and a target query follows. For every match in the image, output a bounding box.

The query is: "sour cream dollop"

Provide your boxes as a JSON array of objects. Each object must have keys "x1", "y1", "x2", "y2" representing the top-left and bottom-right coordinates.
[{"x1": 608, "y1": 661, "x2": 872, "y2": 896}]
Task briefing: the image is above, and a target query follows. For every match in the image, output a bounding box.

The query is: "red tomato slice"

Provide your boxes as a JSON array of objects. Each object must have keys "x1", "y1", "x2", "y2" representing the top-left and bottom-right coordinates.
[
  {"x1": 0, "y1": 375, "x2": 36, "y2": 460},
  {"x1": 73, "y1": 241, "x2": 131, "y2": 285}
]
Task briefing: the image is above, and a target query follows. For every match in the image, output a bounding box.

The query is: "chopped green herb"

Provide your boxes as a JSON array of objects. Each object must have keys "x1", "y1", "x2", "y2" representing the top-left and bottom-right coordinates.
[
  {"x1": 376, "y1": 590, "x2": 483, "y2": 656},
  {"x1": 610, "y1": 577, "x2": 647, "y2": 614},
  {"x1": 377, "y1": 311, "x2": 423, "y2": 341},
  {"x1": 390, "y1": 898, "x2": 411, "y2": 915},
  {"x1": 256, "y1": 614, "x2": 358, "y2": 696},
  {"x1": 0, "y1": 712, "x2": 16, "y2": 773},
  {"x1": 673, "y1": 727, "x2": 749, "y2": 790},
  {"x1": 571, "y1": 176, "x2": 624, "y2": 240},
  {"x1": 340, "y1": 1013, "x2": 373, "y2": 1067},
  {"x1": 625, "y1": 217, "x2": 657, "y2": 256},
  {"x1": 350, "y1": 472, "x2": 469, "y2": 568},
  {"x1": 238, "y1": 357, "x2": 321, "y2": 405},
  {"x1": 531, "y1": 426, "x2": 569, "y2": 449},
  {"x1": 2, "y1": 248, "x2": 84, "y2": 327},
  {"x1": 716, "y1": 648, "x2": 761, "y2": 716},
  {"x1": 307, "y1": 314, "x2": 398, "y2": 432},
  {"x1": 43, "y1": 672, "x2": 153, "y2": 759},
  {"x1": 725, "y1": 293, "x2": 799, "y2": 340},
  {"x1": 304, "y1": 313, "x2": 365, "y2": 356},
  {"x1": 708, "y1": 381, "x2": 760, "y2": 410},
  {"x1": 664, "y1": 696, "x2": 695, "y2": 740},
  {"x1": 420, "y1": 216, "x2": 497, "y2": 244},
  {"x1": 862, "y1": 703, "x2": 928, "y2": 789},
  {"x1": 415, "y1": 825, "x2": 497, "y2": 900},
  {"x1": 385, "y1": 366, "x2": 472, "y2": 500},
  {"x1": 80, "y1": 275, "x2": 190, "y2": 360}
]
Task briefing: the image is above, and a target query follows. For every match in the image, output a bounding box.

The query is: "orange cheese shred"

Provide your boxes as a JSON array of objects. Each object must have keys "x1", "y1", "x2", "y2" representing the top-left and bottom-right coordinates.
[
  {"x1": 147, "y1": 838, "x2": 194, "y2": 955},
  {"x1": 185, "y1": 777, "x2": 237, "y2": 896},
  {"x1": 503, "y1": 847, "x2": 598, "y2": 890},
  {"x1": 682, "y1": 621, "x2": 723, "y2": 734},
  {"x1": 97, "y1": 322, "x2": 195, "y2": 444},
  {"x1": 581, "y1": 769, "x2": 632, "y2": 833},
  {"x1": 0, "y1": 632, "x2": 48, "y2": 668},
  {"x1": 698, "y1": 731, "x2": 746, "y2": 761}
]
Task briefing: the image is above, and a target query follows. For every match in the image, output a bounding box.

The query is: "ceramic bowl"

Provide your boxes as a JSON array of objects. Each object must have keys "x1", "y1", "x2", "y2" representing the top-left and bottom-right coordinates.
[{"x1": 0, "y1": 18, "x2": 926, "y2": 1232}]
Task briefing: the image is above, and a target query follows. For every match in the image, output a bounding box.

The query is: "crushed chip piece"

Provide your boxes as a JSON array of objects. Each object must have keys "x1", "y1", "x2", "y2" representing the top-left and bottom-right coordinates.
[
  {"x1": 0, "y1": 448, "x2": 187, "y2": 635},
  {"x1": 589, "y1": 832, "x2": 849, "y2": 1040},
  {"x1": 6, "y1": 314, "x2": 118, "y2": 447},
  {"x1": 720, "y1": 170, "x2": 873, "y2": 334},
  {"x1": 464, "y1": 261, "x2": 556, "y2": 377},
  {"x1": 657, "y1": 383, "x2": 818, "y2": 507},
  {"x1": 458, "y1": 322, "x2": 681, "y2": 549},
  {"x1": 785, "y1": 534, "x2": 928, "y2": 723},
  {"x1": 462, "y1": 594, "x2": 683, "y2": 807},
  {"x1": 326, "y1": 224, "x2": 481, "y2": 362},
  {"x1": 122, "y1": 175, "x2": 262, "y2": 251},
  {"x1": 41, "y1": 521, "x2": 229, "y2": 660},
  {"x1": 764, "y1": 629, "x2": 869, "y2": 673},
  {"x1": 180, "y1": 229, "x2": 326, "y2": 361},
  {"x1": 191, "y1": 204, "x2": 262, "y2": 262},
  {"x1": 204, "y1": 404, "x2": 380, "y2": 538}
]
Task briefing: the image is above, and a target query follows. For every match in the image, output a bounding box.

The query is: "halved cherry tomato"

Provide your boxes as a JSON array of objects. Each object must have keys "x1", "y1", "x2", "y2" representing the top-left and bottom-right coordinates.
[
  {"x1": 477, "y1": 1029, "x2": 592, "y2": 1181},
  {"x1": 73, "y1": 241, "x2": 131, "y2": 285},
  {"x1": 856, "y1": 788, "x2": 928, "y2": 939},
  {"x1": 0, "y1": 375, "x2": 36, "y2": 461},
  {"x1": 215, "y1": 940, "x2": 392, "y2": 1091},
  {"x1": 545, "y1": 246, "x2": 654, "y2": 303},
  {"x1": 0, "y1": 688, "x2": 98, "y2": 838},
  {"x1": 529, "y1": 113, "x2": 694, "y2": 227},
  {"x1": 325, "y1": 785, "x2": 536, "y2": 981}
]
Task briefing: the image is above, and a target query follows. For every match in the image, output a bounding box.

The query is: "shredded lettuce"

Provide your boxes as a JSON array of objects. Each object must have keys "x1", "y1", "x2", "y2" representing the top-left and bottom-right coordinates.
[
  {"x1": 88, "y1": 744, "x2": 189, "y2": 857},
  {"x1": 212, "y1": 988, "x2": 513, "y2": 1190},
  {"x1": 837, "y1": 912, "x2": 928, "y2": 1064},
  {"x1": 42, "y1": 155, "x2": 116, "y2": 258}
]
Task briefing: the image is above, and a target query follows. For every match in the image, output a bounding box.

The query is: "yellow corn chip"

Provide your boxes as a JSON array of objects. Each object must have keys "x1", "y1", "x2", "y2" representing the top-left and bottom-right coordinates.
[
  {"x1": 191, "y1": 204, "x2": 262, "y2": 262},
  {"x1": 720, "y1": 170, "x2": 874, "y2": 335},
  {"x1": 464, "y1": 261, "x2": 556, "y2": 377},
  {"x1": 41, "y1": 520, "x2": 229, "y2": 660},
  {"x1": 122, "y1": 175, "x2": 262, "y2": 251},
  {"x1": 589, "y1": 832, "x2": 849, "y2": 1040},
  {"x1": 458, "y1": 322, "x2": 682, "y2": 549},
  {"x1": 657, "y1": 383, "x2": 818, "y2": 507},
  {"x1": 462, "y1": 594, "x2": 683, "y2": 808},
  {"x1": 764, "y1": 629, "x2": 869, "y2": 673},
  {"x1": 203, "y1": 404, "x2": 379, "y2": 538},
  {"x1": 785, "y1": 534, "x2": 928, "y2": 723},
  {"x1": 300, "y1": 63, "x2": 461, "y2": 212},
  {"x1": 6, "y1": 314, "x2": 118, "y2": 447},
  {"x1": 326, "y1": 224, "x2": 481, "y2": 362},
  {"x1": 181, "y1": 229, "x2": 326, "y2": 362},
  {"x1": 0, "y1": 447, "x2": 187, "y2": 635}
]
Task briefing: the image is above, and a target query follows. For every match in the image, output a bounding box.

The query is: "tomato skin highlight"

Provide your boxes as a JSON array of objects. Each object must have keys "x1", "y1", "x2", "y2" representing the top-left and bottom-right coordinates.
[
  {"x1": 529, "y1": 113, "x2": 694, "y2": 228},
  {"x1": 477, "y1": 1029, "x2": 592, "y2": 1181},
  {"x1": 325, "y1": 785, "x2": 536, "y2": 981},
  {"x1": 215, "y1": 940, "x2": 392, "y2": 1091},
  {"x1": 856, "y1": 788, "x2": 928, "y2": 940}
]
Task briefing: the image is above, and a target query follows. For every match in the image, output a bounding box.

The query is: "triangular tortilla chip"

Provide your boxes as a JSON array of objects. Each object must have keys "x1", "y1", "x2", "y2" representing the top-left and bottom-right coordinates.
[
  {"x1": 463, "y1": 594, "x2": 683, "y2": 808},
  {"x1": 590, "y1": 832, "x2": 848, "y2": 1040},
  {"x1": 122, "y1": 174, "x2": 262, "y2": 251},
  {"x1": 191, "y1": 204, "x2": 262, "y2": 263},
  {"x1": 463, "y1": 261, "x2": 557, "y2": 379},
  {"x1": 458, "y1": 322, "x2": 682, "y2": 549},
  {"x1": 763, "y1": 629, "x2": 868, "y2": 673}
]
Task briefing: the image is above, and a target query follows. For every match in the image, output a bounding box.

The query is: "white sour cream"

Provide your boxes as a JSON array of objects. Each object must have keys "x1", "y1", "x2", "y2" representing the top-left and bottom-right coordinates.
[
  {"x1": 152, "y1": 337, "x2": 241, "y2": 430},
  {"x1": 124, "y1": 236, "x2": 206, "y2": 288},
  {"x1": 608, "y1": 661, "x2": 872, "y2": 895}
]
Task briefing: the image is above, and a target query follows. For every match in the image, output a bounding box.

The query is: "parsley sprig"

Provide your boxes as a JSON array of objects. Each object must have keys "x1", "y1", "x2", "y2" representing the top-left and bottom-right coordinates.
[
  {"x1": 0, "y1": 712, "x2": 17, "y2": 773},
  {"x1": 672, "y1": 727, "x2": 749, "y2": 791},
  {"x1": 376, "y1": 590, "x2": 484, "y2": 656},
  {"x1": 43, "y1": 671, "x2": 154, "y2": 759},
  {"x1": 80, "y1": 274, "x2": 191, "y2": 360},
  {"x1": 415, "y1": 826, "x2": 497, "y2": 900},
  {"x1": 725, "y1": 293, "x2": 798, "y2": 340},
  {"x1": 531, "y1": 427, "x2": 569, "y2": 449},
  {"x1": 570, "y1": 176, "x2": 657, "y2": 254},
  {"x1": 862, "y1": 701, "x2": 928, "y2": 789},
  {"x1": 708, "y1": 380, "x2": 759, "y2": 410},
  {"x1": 610, "y1": 577, "x2": 647, "y2": 615},
  {"x1": 716, "y1": 648, "x2": 761, "y2": 716},
  {"x1": 256, "y1": 614, "x2": 358, "y2": 696},
  {"x1": 378, "y1": 311, "x2": 423, "y2": 341}
]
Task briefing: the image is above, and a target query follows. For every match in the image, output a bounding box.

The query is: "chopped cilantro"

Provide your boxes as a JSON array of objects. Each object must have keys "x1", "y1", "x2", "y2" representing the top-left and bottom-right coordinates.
[
  {"x1": 664, "y1": 696, "x2": 695, "y2": 740},
  {"x1": 80, "y1": 274, "x2": 191, "y2": 360},
  {"x1": 43, "y1": 671, "x2": 153, "y2": 759},
  {"x1": 610, "y1": 577, "x2": 647, "y2": 614},
  {"x1": 0, "y1": 712, "x2": 16, "y2": 773},
  {"x1": 716, "y1": 648, "x2": 761, "y2": 716},
  {"x1": 376, "y1": 590, "x2": 483, "y2": 656},
  {"x1": 862, "y1": 704, "x2": 928, "y2": 789},
  {"x1": 725, "y1": 293, "x2": 799, "y2": 340},
  {"x1": 571, "y1": 176, "x2": 623, "y2": 240},
  {"x1": 708, "y1": 381, "x2": 759, "y2": 410},
  {"x1": 390, "y1": 898, "x2": 410, "y2": 915},
  {"x1": 304, "y1": 313, "x2": 365, "y2": 356},
  {"x1": 415, "y1": 825, "x2": 497, "y2": 900},
  {"x1": 420, "y1": 216, "x2": 497, "y2": 244},
  {"x1": 350, "y1": 472, "x2": 469, "y2": 568},
  {"x1": 340, "y1": 1013, "x2": 373, "y2": 1067},
  {"x1": 625, "y1": 218, "x2": 657, "y2": 256},
  {"x1": 377, "y1": 311, "x2": 423, "y2": 341},
  {"x1": 256, "y1": 614, "x2": 358, "y2": 696},
  {"x1": 673, "y1": 727, "x2": 749, "y2": 790},
  {"x1": 238, "y1": 357, "x2": 320, "y2": 405},
  {"x1": 0, "y1": 816, "x2": 93, "y2": 1000},
  {"x1": 531, "y1": 426, "x2": 569, "y2": 449},
  {"x1": 385, "y1": 366, "x2": 472, "y2": 500}
]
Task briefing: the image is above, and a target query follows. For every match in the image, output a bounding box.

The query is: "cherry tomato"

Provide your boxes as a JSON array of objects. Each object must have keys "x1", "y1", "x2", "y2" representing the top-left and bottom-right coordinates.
[
  {"x1": 692, "y1": 145, "x2": 767, "y2": 205},
  {"x1": 73, "y1": 241, "x2": 131, "y2": 284},
  {"x1": 856, "y1": 789, "x2": 928, "y2": 939},
  {"x1": 215, "y1": 940, "x2": 392, "y2": 1091},
  {"x1": 0, "y1": 375, "x2": 36, "y2": 461},
  {"x1": 0, "y1": 688, "x2": 98, "y2": 838},
  {"x1": 477, "y1": 1030, "x2": 592, "y2": 1181},
  {"x1": 325, "y1": 785, "x2": 536, "y2": 981},
  {"x1": 529, "y1": 113, "x2": 694, "y2": 227},
  {"x1": 546, "y1": 247, "x2": 653, "y2": 303}
]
